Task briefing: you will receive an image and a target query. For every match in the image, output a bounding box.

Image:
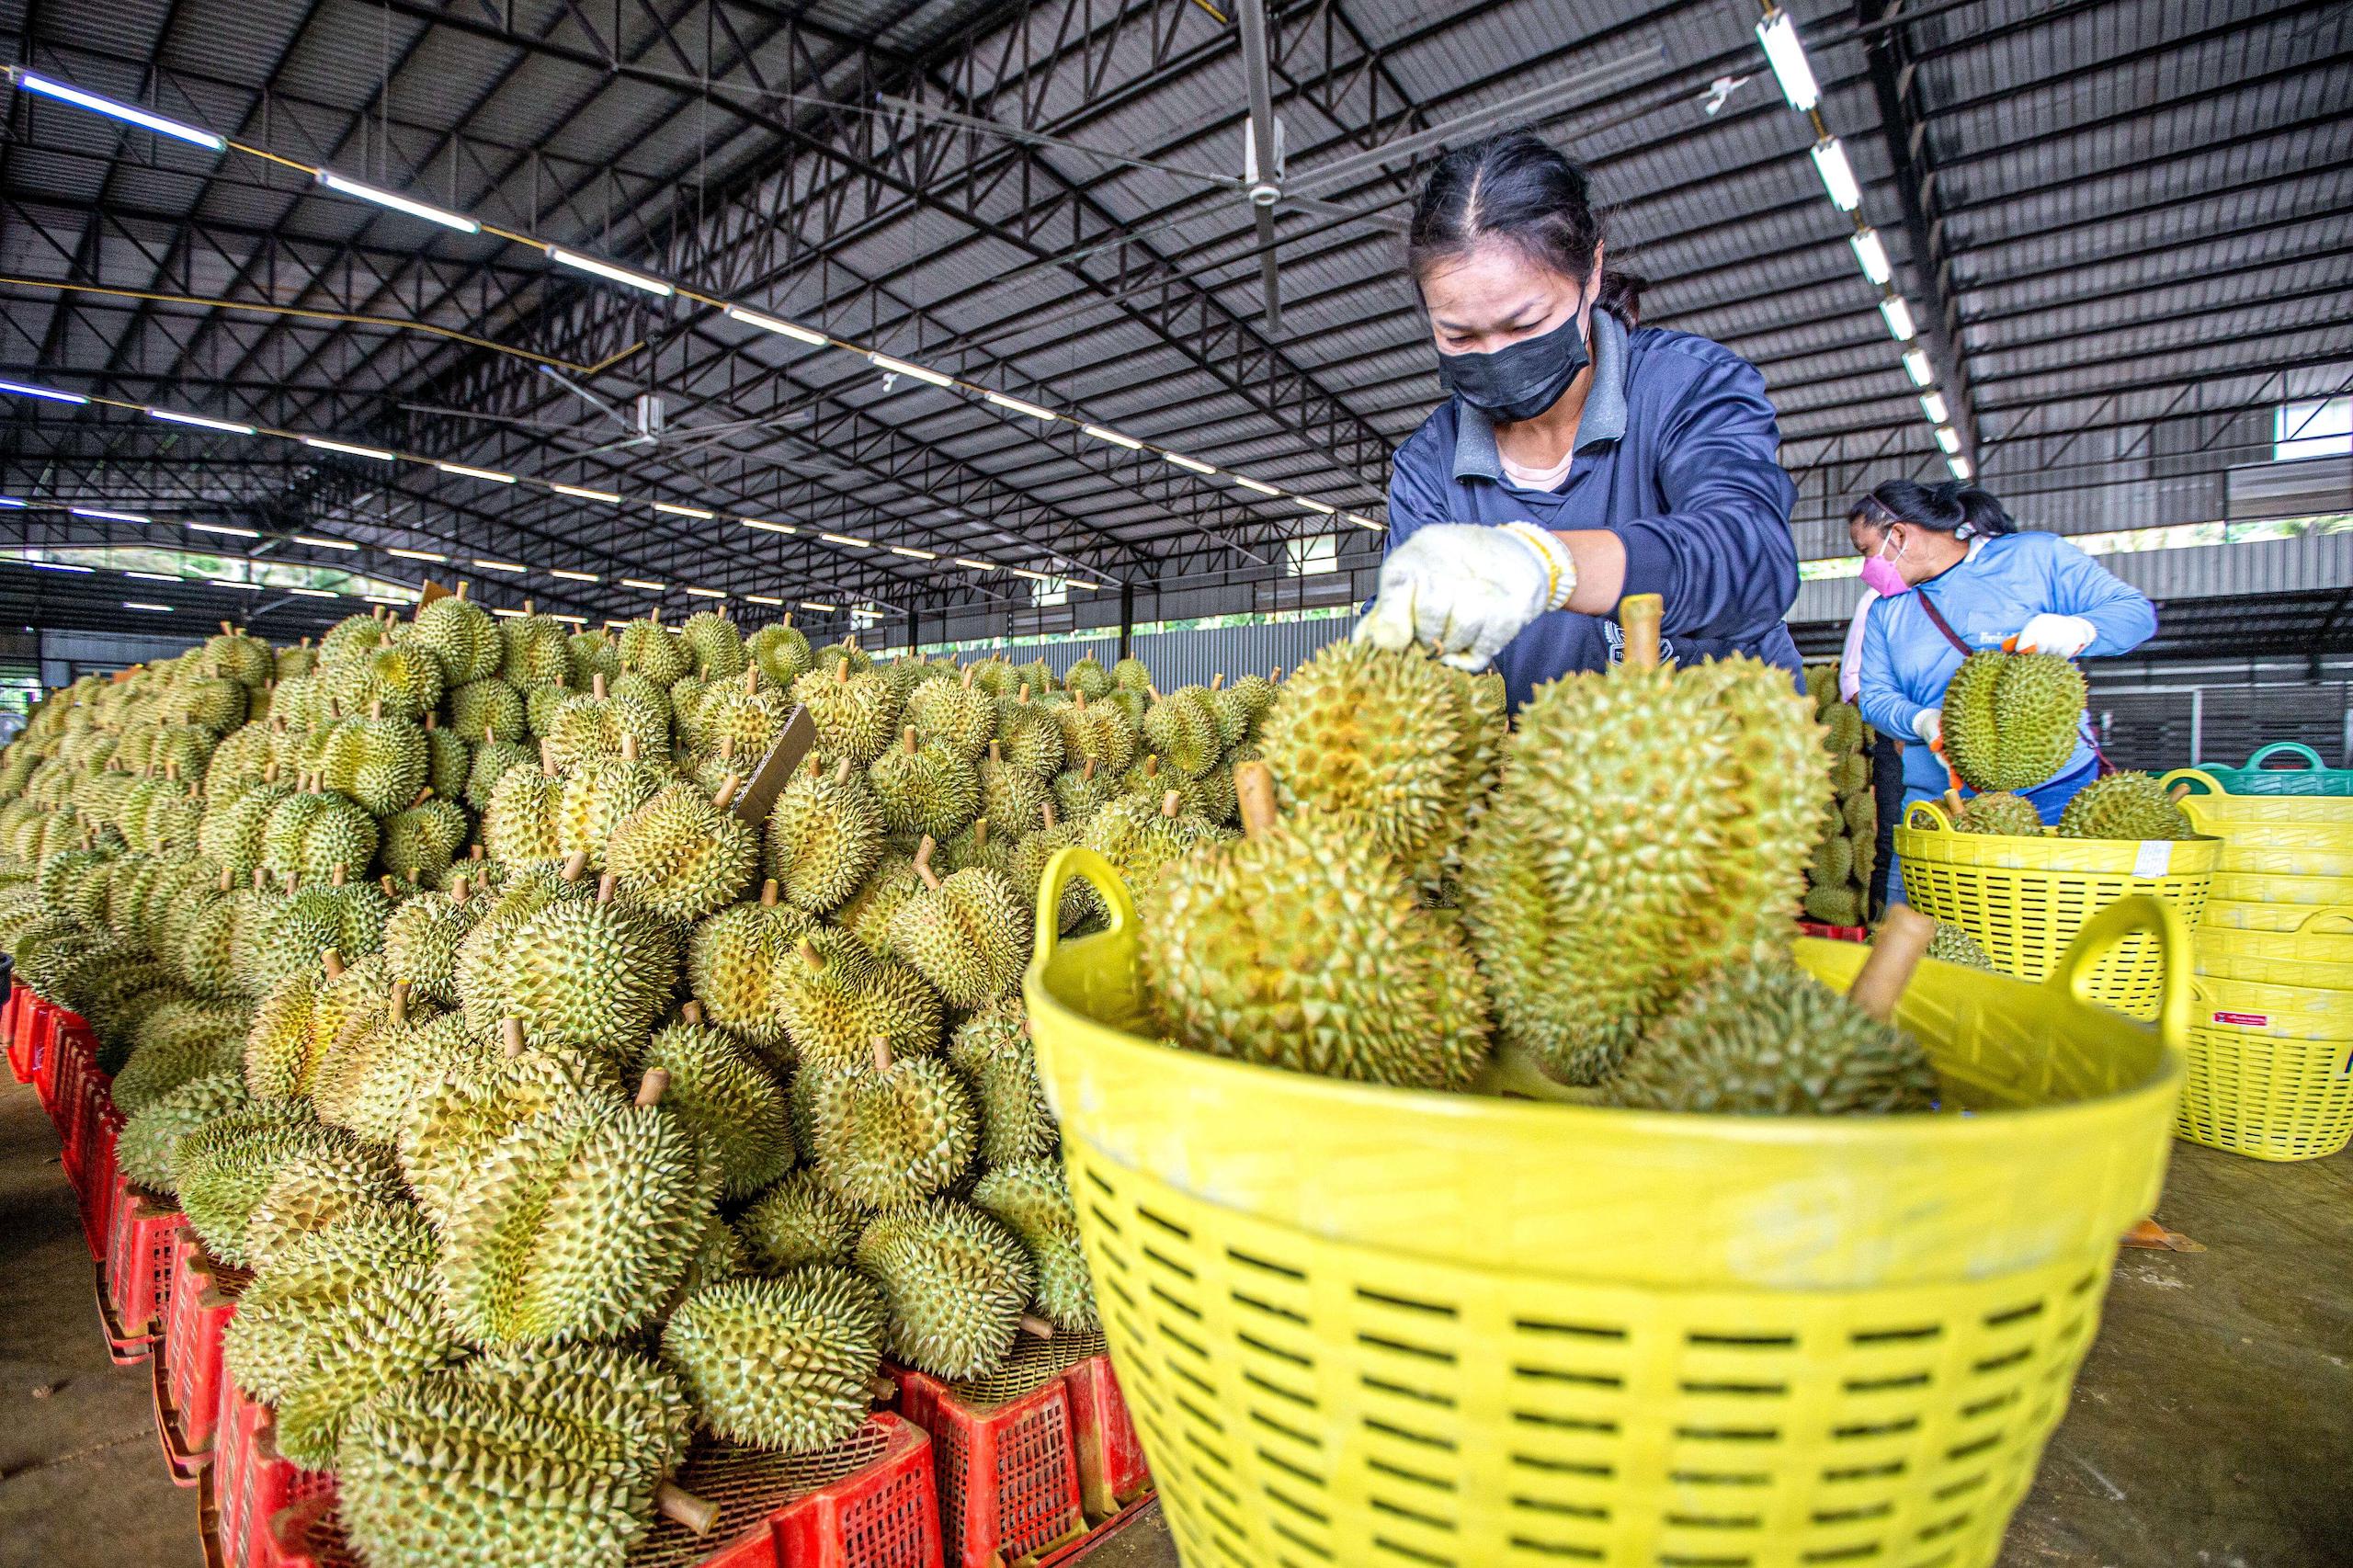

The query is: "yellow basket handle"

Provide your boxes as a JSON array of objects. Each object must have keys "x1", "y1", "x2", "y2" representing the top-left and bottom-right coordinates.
[
  {"x1": 2049, "y1": 893, "x2": 2189, "y2": 1053},
  {"x1": 2156, "y1": 767, "x2": 2226, "y2": 798},
  {"x1": 1903, "y1": 799, "x2": 1954, "y2": 832},
  {"x1": 2293, "y1": 906, "x2": 2353, "y2": 937},
  {"x1": 1034, "y1": 844, "x2": 1135, "y2": 961}
]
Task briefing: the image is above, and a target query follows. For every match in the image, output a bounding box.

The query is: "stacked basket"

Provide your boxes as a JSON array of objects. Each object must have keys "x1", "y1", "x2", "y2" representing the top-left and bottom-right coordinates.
[{"x1": 2161, "y1": 744, "x2": 2353, "y2": 1161}]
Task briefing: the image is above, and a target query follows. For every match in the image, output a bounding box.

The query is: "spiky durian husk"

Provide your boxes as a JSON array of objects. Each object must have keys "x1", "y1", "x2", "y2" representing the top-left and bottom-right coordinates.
[
  {"x1": 239, "y1": 1140, "x2": 409, "y2": 1268},
  {"x1": 111, "y1": 1006, "x2": 249, "y2": 1116},
  {"x1": 660, "y1": 1273, "x2": 881, "y2": 1452},
  {"x1": 685, "y1": 895, "x2": 808, "y2": 1047},
  {"x1": 119, "y1": 1071, "x2": 253, "y2": 1192},
  {"x1": 328, "y1": 639, "x2": 447, "y2": 722},
  {"x1": 618, "y1": 619, "x2": 693, "y2": 686},
  {"x1": 380, "y1": 798, "x2": 468, "y2": 885},
  {"x1": 1143, "y1": 817, "x2": 1491, "y2": 1091},
  {"x1": 607, "y1": 782, "x2": 758, "y2": 923},
  {"x1": 1675, "y1": 655, "x2": 1826, "y2": 954},
  {"x1": 1052, "y1": 695, "x2": 1136, "y2": 778},
  {"x1": 636, "y1": 1021, "x2": 792, "y2": 1199},
  {"x1": 747, "y1": 622, "x2": 813, "y2": 688},
  {"x1": 1603, "y1": 959, "x2": 1938, "y2": 1116},
  {"x1": 887, "y1": 866, "x2": 1029, "y2": 1010},
  {"x1": 773, "y1": 928, "x2": 940, "y2": 1066},
  {"x1": 485, "y1": 895, "x2": 679, "y2": 1058},
  {"x1": 1951, "y1": 790, "x2": 2043, "y2": 835},
  {"x1": 435, "y1": 1095, "x2": 711, "y2": 1345},
  {"x1": 904, "y1": 674, "x2": 995, "y2": 761},
  {"x1": 856, "y1": 1199, "x2": 1034, "y2": 1381},
  {"x1": 808, "y1": 1052, "x2": 976, "y2": 1210},
  {"x1": 974, "y1": 755, "x2": 1049, "y2": 838},
  {"x1": 790, "y1": 665, "x2": 899, "y2": 768},
  {"x1": 866, "y1": 732, "x2": 982, "y2": 841},
  {"x1": 972, "y1": 1157, "x2": 1097, "y2": 1332},
  {"x1": 337, "y1": 1344, "x2": 691, "y2": 1568},
  {"x1": 224, "y1": 1205, "x2": 439, "y2": 1406},
  {"x1": 498, "y1": 615, "x2": 573, "y2": 688},
  {"x1": 1140, "y1": 687, "x2": 1223, "y2": 778},
  {"x1": 1942, "y1": 650, "x2": 2086, "y2": 793},
  {"x1": 384, "y1": 885, "x2": 479, "y2": 1005},
  {"x1": 319, "y1": 714, "x2": 428, "y2": 816},
  {"x1": 734, "y1": 1168, "x2": 866, "y2": 1274},
  {"x1": 554, "y1": 755, "x2": 666, "y2": 869},
  {"x1": 1927, "y1": 922, "x2": 1995, "y2": 971},
  {"x1": 411, "y1": 596, "x2": 502, "y2": 683},
  {"x1": 1078, "y1": 791, "x2": 1222, "y2": 903},
  {"x1": 483, "y1": 762, "x2": 564, "y2": 865},
  {"x1": 1062, "y1": 656, "x2": 1111, "y2": 699},
  {"x1": 465, "y1": 738, "x2": 535, "y2": 812},
  {"x1": 173, "y1": 1103, "x2": 361, "y2": 1266},
  {"x1": 1803, "y1": 885, "x2": 1864, "y2": 926},
  {"x1": 947, "y1": 998, "x2": 1056, "y2": 1165},
  {"x1": 2055, "y1": 771, "x2": 2194, "y2": 841},
  {"x1": 764, "y1": 763, "x2": 885, "y2": 915},
  {"x1": 395, "y1": 1048, "x2": 620, "y2": 1225}
]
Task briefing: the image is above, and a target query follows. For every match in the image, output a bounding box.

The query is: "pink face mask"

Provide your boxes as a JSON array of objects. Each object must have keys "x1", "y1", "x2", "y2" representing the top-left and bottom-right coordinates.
[{"x1": 1859, "y1": 535, "x2": 1911, "y2": 597}]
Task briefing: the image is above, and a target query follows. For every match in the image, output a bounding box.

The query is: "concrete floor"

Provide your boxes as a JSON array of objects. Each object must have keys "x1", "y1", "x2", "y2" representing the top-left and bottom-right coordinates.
[{"x1": 1, "y1": 1076, "x2": 2345, "y2": 1568}]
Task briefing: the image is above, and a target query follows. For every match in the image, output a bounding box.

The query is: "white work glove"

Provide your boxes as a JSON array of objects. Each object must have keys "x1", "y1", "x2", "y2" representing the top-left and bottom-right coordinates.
[
  {"x1": 1353, "y1": 522, "x2": 1576, "y2": 671},
  {"x1": 1913, "y1": 707, "x2": 1943, "y2": 745},
  {"x1": 2013, "y1": 613, "x2": 2096, "y2": 657}
]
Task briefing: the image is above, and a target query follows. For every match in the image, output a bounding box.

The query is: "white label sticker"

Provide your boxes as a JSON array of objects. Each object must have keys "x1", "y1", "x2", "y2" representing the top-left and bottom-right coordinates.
[{"x1": 2132, "y1": 839, "x2": 2173, "y2": 879}]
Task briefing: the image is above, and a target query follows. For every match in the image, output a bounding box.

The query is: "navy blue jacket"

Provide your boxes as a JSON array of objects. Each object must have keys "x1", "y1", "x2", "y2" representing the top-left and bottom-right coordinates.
[{"x1": 1386, "y1": 311, "x2": 1803, "y2": 710}]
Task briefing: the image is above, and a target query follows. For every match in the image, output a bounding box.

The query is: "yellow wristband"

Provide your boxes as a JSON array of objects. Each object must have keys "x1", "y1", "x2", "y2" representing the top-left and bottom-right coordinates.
[{"x1": 1501, "y1": 522, "x2": 1577, "y2": 611}]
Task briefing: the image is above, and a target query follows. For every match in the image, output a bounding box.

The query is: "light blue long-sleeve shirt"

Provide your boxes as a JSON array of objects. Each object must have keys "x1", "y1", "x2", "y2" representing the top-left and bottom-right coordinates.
[{"x1": 1858, "y1": 530, "x2": 2157, "y2": 802}]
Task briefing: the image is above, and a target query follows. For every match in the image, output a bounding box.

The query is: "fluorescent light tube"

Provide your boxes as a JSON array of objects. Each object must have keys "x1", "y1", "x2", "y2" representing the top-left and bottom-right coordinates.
[
  {"x1": 1811, "y1": 136, "x2": 1860, "y2": 211},
  {"x1": 148, "y1": 407, "x2": 255, "y2": 435},
  {"x1": 1755, "y1": 9, "x2": 1820, "y2": 112},
  {"x1": 125, "y1": 571, "x2": 179, "y2": 582},
  {"x1": 889, "y1": 545, "x2": 938, "y2": 560},
  {"x1": 210, "y1": 578, "x2": 263, "y2": 591},
  {"x1": 548, "y1": 568, "x2": 599, "y2": 583},
  {"x1": 302, "y1": 436, "x2": 394, "y2": 460},
  {"x1": 551, "y1": 613, "x2": 585, "y2": 625},
  {"x1": 984, "y1": 391, "x2": 1056, "y2": 421},
  {"x1": 1295, "y1": 497, "x2": 1336, "y2": 515},
  {"x1": 317, "y1": 171, "x2": 480, "y2": 233},
  {"x1": 1081, "y1": 424, "x2": 1142, "y2": 449},
  {"x1": 0, "y1": 497, "x2": 24, "y2": 507},
  {"x1": 1007, "y1": 567, "x2": 1055, "y2": 583},
  {"x1": 287, "y1": 586, "x2": 339, "y2": 598},
  {"x1": 385, "y1": 547, "x2": 447, "y2": 562},
  {"x1": 1231, "y1": 475, "x2": 1282, "y2": 496},
  {"x1": 0, "y1": 378, "x2": 86, "y2": 404},
  {"x1": 188, "y1": 521, "x2": 260, "y2": 538},
  {"x1": 123, "y1": 601, "x2": 173, "y2": 611},
  {"x1": 869, "y1": 353, "x2": 954, "y2": 389},
  {"x1": 29, "y1": 561, "x2": 92, "y2": 573},
  {"x1": 820, "y1": 533, "x2": 871, "y2": 549},
  {"x1": 954, "y1": 558, "x2": 997, "y2": 572},
  {"x1": 620, "y1": 578, "x2": 666, "y2": 591},
  {"x1": 1946, "y1": 454, "x2": 1972, "y2": 480},
  {"x1": 745, "y1": 594, "x2": 783, "y2": 606},
  {"x1": 490, "y1": 607, "x2": 524, "y2": 618},
  {"x1": 651, "y1": 501, "x2": 714, "y2": 519},
  {"x1": 16, "y1": 73, "x2": 225, "y2": 151},
  {"x1": 436, "y1": 461, "x2": 515, "y2": 483},
  {"x1": 70, "y1": 506, "x2": 150, "y2": 523},
  {"x1": 1902, "y1": 347, "x2": 1933, "y2": 386},
  {"x1": 471, "y1": 558, "x2": 526, "y2": 573},
  {"x1": 1919, "y1": 392, "x2": 1949, "y2": 425},
  {"x1": 723, "y1": 306, "x2": 827, "y2": 345},
  {"x1": 1880, "y1": 295, "x2": 1917, "y2": 342},
  {"x1": 551, "y1": 483, "x2": 620, "y2": 504},
  {"x1": 740, "y1": 517, "x2": 796, "y2": 535},
  {"x1": 1163, "y1": 452, "x2": 1216, "y2": 474},
  {"x1": 1933, "y1": 425, "x2": 1961, "y2": 454},
  {"x1": 1346, "y1": 513, "x2": 1384, "y2": 531},
  {"x1": 293, "y1": 534, "x2": 357, "y2": 551},
  {"x1": 801, "y1": 601, "x2": 837, "y2": 612},
  {"x1": 549, "y1": 247, "x2": 673, "y2": 297},
  {"x1": 684, "y1": 586, "x2": 725, "y2": 599},
  {"x1": 1849, "y1": 227, "x2": 1891, "y2": 286}
]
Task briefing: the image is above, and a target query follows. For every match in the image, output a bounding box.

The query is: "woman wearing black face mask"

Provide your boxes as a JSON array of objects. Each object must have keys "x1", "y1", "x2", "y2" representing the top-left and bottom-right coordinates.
[{"x1": 1355, "y1": 130, "x2": 1803, "y2": 708}]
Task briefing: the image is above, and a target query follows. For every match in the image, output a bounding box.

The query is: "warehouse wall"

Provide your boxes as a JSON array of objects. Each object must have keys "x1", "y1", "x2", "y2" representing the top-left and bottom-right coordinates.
[
  {"x1": 36, "y1": 629, "x2": 203, "y2": 689},
  {"x1": 2085, "y1": 657, "x2": 2353, "y2": 774}
]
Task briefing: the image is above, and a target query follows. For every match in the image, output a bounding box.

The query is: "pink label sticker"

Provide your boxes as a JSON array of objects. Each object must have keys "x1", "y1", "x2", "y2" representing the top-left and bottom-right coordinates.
[{"x1": 2211, "y1": 1010, "x2": 2270, "y2": 1028}]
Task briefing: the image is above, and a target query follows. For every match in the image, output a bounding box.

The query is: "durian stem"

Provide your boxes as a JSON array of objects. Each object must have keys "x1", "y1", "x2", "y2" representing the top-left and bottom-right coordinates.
[
  {"x1": 540, "y1": 741, "x2": 558, "y2": 778},
  {"x1": 636, "y1": 1068, "x2": 671, "y2": 1107},
  {"x1": 561, "y1": 850, "x2": 590, "y2": 882},
  {"x1": 621, "y1": 733, "x2": 639, "y2": 762},
  {"x1": 1235, "y1": 761, "x2": 1279, "y2": 839},
  {"x1": 500, "y1": 1017, "x2": 526, "y2": 1057},
  {"x1": 388, "y1": 982, "x2": 409, "y2": 1026},
  {"x1": 219, "y1": 619, "x2": 234, "y2": 636},
  {"x1": 1160, "y1": 789, "x2": 1183, "y2": 819},
  {"x1": 866, "y1": 1374, "x2": 898, "y2": 1403},
  {"x1": 745, "y1": 668, "x2": 758, "y2": 695},
  {"x1": 597, "y1": 871, "x2": 618, "y2": 903},
  {"x1": 1019, "y1": 1312, "x2": 1057, "y2": 1340},
  {"x1": 902, "y1": 726, "x2": 917, "y2": 755},
  {"x1": 1271, "y1": 665, "x2": 1283, "y2": 680},
  {"x1": 913, "y1": 835, "x2": 943, "y2": 890},
  {"x1": 1944, "y1": 787, "x2": 1964, "y2": 818},
  {"x1": 871, "y1": 1038, "x2": 892, "y2": 1072},
  {"x1": 832, "y1": 757, "x2": 852, "y2": 787},
  {"x1": 593, "y1": 673, "x2": 608, "y2": 699},
  {"x1": 1142, "y1": 756, "x2": 1158, "y2": 779},
  {"x1": 654, "y1": 1482, "x2": 719, "y2": 1537},
  {"x1": 1082, "y1": 757, "x2": 1096, "y2": 781},
  {"x1": 450, "y1": 875, "x2": 470, "y2": 904},
  {"x1": 760, "y1": 879, "x2": 779, "y2": 907},
  {"x1": 1211, "y1": 672, "x2": 1225, "y2": 689},
  {"x1": 833, "y1": 662, "x2": 848, "y2": 686},
  {"x1": 972, "y1": 818, "x2": 988, "y2": 851},
  {"x1": 798, "y1": 937, "x2": 823, "y2": 971},
  {"x1": 2168, "y1": 780, "x2": 2192, "y2": 801},
  {"x1": 320, "y1": 948, "x2": 344, "y2": 980},
  {"x1": 712, "y1": 774, "x2": 742, "y2": 809},
  {"x1": 217, "y1": 867, "x2": 233, "y2": 892},
  {"x1": 1850, "y1": 906, "x2": 1935, "y2": 1024},
  {"x1": 681, "y1": 1000, "x2": 704, "y2": 1025},
  {"x1": 989, "y1": 741, "x2": 1002, "y2": 765},
  {"x1": 1618, "y1": 593, "x2": 1664, "y2": 671},
  {"x1": 1040, "y1": 798, "x2": 1058, "y2": 832},
  {"x1": 369, "y1": 699, "x2": 383, "y2": 721}
]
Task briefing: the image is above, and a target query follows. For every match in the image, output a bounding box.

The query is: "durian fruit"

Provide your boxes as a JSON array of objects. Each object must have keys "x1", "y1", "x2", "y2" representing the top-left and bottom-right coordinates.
[
  {"x1": 204, "y1": 625, "x2": 274, "y2": 687},
  {"x1": 336, "y1": 1343, "x2": 693, "y2": 1568},
  {"x1": 1063, "y1": 655, "x2": 1112, "y2": 699},
  {"x1": 436, "y1": 1076, "x2": 711, "y2": 1344},
  {"x1": 1144, "y1": 763, "x2": 1492, "y2": 1091},
  {"x1": 1927, "y1": 922, "x2": 1995, "y2": 971},
  {"x1": 411, "y1": 594, "x2": 503, "y2": 683},
  {"x1": 685, "y1": 882, "x2": 809, "y2": 1048},
  {"x1": 973, "y1": 1158, "x2": 1097, "y2": 1332},
  {"x1": 1049, "y1": 756, "x2": 1118, "y2": 827},
  {"x1": 748, "y1": 620, "x2": 813, "y2": 688},
  {"x1": 555, "y1": 736, "x2": 668, "y2": 869},
  {"x1": 886, "y1": 836, "x2": 1029, "y2": 1010},
  {"x1": 544, "y1": 673, "x2": 667, "y2": 769},
  {"x1": 483, "y1": 745, "x2": 565, "y2": 864},
  {"x1": 773, "y1": 929, "x2": 942, "y2": 1066},
  {"x1": 974, "y1": 743, "x2": 1049, "y2": 837},
  {"x1": 867, "y1": 725, "x2": 981, "y2": 841},
  {"x1": 903, "y1": 666, "x2": 994, "y2": 762},
  {"x1": 809, "y1": 1040, "x2": 977, "y2": 1209},
  {"x1": 1080, "y1": 786, "x2": 1223, "y2": 903},
  {"x1": 320, "y1": 710, "x2": 428, "y2": 816},
  {"x1": 765, "y1": 758, "x2": 885, "y2": 915},
  {"x1": 1603, "y1": 915, "x2": 1939, "y2": 1115},
  {"x1": 1053, "y1": 691, "x2": 1137, "y2": 779},
  {"x1": 259, "y1": 783, "x2": 378, "y2": 885},
  {"x1": 636, "y1": 1010, "x2": 793, "y2": 1200},
  {"x1": 2056, "y1": 771, "x2": 2194, "y2": 841},
  {"x1": 994, "y1": 689, "x2": 1066, "y2": 778},
  {"x1": 1460, "y1": 597, "x2": 1819, "y2": 1085},
  {"x1": 1141, "y1": 686, "x2": 1224, "y2": 778},
  {"x1": 244, "y1": 963, "x2": 325, "y2": 1098},
  {"x1": 735, "y1": 1169, "x2": 866, "y2": 1273},
  {"x1": 384, "y1": 877, "x2": 480, "y2": 1004},
  {"x1": 948, "y1": 998, "x2": 1057, "y2": 1165},
  {"x1": 1802, "y1": 884, "x2": 1863, "y2": 926},
  {"x1": 1809, "y1": 834, "x2": 1855, "y2": 889},
  {"x1": 1951, "y1": 790, "x2": 2043, "y2": 836},
  {"x1": 607, "y1": 777, "x2": 759, "y2": 924},
  {"x1": 1802, "y1": 668, "x2": 1874, "y2": 926},
  {"x1": 396, "y1": 1047, "x2": 623, "y2": 1226},
  {"x1": 119, "y1": 1070, "x2": 253, "y2": 1192},
  {"x1": 451, "y1": 858, "x2": 596, "y2": 1023},
  {"x1": 487, "y1": 882, "x2": 680, "y2": 1058},
  {"x1": 1941, "y1": 649, "x2": 2086, "y2": 793},
  {"x1": 239, "y1": 1138, "x2": 408, "y2": 1267},
  {"x1": 328, "y1": 636, "x2": 447, "y2": 722},
  {"x1": 567, "y1": 627, "x2": 623, "y2": 687},
  {"x1": 499, "y1": 612, "x2": 573, "y2": 688},
  {"x1": 446, "y1": 676, "x2": 526, "y2": 744},
  {"x1": 173, "y1": 1102, "x2": 363, "y2": 1266},
  {"x1": 465, "y1": 733, "x2": 538, "y2": 812},
  {"x1": 792, "y1": 660, "x2": 898, "y2": 767},
  {"x1": 110, "y1": 1000, "x2": 250, "y2": 1114},
  {"x1": 380, "y1": 797, "x2": 468, "y2": 886},
  {"x1": 620, "y1": 615, "x2": 694, "y2": 687},
  {"x1": 660, "y1": 1273, "x2": 882, "y2": 1452},
  {"x1": 856, "y1": 1198, "x2": 1035, "y2": 1380},
  {"x1": 421, "y1": 719, "x2": 470, "y2": 803}
]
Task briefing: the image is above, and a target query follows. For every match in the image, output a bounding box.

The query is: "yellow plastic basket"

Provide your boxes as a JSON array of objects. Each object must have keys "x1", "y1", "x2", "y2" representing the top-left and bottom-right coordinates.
[
  {"x1": 2206, "y1": 869, "x2": 2353, "y2": 907},
  {"x1": 2195, "y1": 907, "x2": 2353, "y2": 988},
  {"x1": 1894, "y1": 801, "x2": 2216, "y2": 1020},
  {"x1": 2160, "y1": 769, "x2": 2353, "y2": 845},
  {"x1": 2178, "y1": 1024, "x2": 2353, "y2": 1161},
  {"x1": 2188, "y1": 972, "x2": 2353, "y2": 1041},
  {"x1": 1027, "y1": 847, "x2": 2187, "y2": 1568},
  {"x1": 2201, "y1": 898, "x2": 2346, "y2": 933}
]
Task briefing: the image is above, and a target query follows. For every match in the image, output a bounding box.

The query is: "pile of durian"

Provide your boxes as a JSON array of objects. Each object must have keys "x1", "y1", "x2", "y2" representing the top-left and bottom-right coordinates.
[
  {"x1": 1800, "y1": 665, "x2": 1875, "y2": 927},
  {"x1": 1939, "y1": 650, "x2": 2194, "y2": 841},
  {"x1": 0, "y1": 602, "x2": 1277, "y2": 1568}
]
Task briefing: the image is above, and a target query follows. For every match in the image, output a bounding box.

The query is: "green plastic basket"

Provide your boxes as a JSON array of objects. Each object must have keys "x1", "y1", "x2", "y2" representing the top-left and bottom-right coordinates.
[{"x1": 2189, "y1": 743, "x2": 2353, "y2": 797}]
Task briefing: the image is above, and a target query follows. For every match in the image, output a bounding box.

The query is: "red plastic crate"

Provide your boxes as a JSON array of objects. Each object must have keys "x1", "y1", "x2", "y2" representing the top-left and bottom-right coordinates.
[
  {"x1": 207, "y1": 1386, "x2": 335, "y2": 1568},
  {"x1": 2, "y1": 983, "x2": 25, "y2": 1065},
  {"x1": 154, "y1": 1234, "x2": 239, "y2": 1484},
  {"x1": 79, "y1": 1105, "x2": 124, "y2": 1260},
  {"x1": 62, "y1": 1061, "x2": 112, "y2": 1208},
  {"x1": 35, "y1": 1003, "x2": 90, "y2": 1117},
  {"x1": 97, "y1": 1173, "x2": 180, "y2": 1364},
  {"x1": 272, "y1": 1415, "x2": 941, "y2": 1568},
  {"x1": 1057, "y1": 1357, "x2": 1150, "y2": 1523},
  {"x1": 892, "y1": 1363, "x2": 1086, "y2": 1568},
  {"x1": 7, "y1": 991, "x2": 45, "y2": 1084},
  {"x1": 1799, "y1": 920, "x2": 1870, "y2": 942}
]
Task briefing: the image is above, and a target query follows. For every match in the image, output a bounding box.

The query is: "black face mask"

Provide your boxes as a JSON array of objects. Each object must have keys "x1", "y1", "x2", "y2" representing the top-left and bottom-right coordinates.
[{"x1": 1435, "y1": 309, "x2": 1590, "y2": 424}]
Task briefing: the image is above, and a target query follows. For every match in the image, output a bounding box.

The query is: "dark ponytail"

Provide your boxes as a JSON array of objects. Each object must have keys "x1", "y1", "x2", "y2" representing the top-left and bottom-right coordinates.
[
  {"x1": 1407, "y1": 129, "x2": 1646, "y2": 324},
  {"x1": 1849, "y1": 479, "x2": 2018, "y2": 539}
]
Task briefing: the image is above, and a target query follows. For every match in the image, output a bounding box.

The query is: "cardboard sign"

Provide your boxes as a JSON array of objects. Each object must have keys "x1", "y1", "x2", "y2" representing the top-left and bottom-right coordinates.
[{"x1": 731, "y1": 705, "x2": 817, "y2": 828}]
